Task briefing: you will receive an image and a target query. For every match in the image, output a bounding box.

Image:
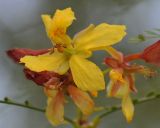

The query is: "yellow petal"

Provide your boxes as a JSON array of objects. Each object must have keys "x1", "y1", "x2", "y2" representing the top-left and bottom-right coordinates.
[
  {"x1": 90, "y1": 91, "x2": 98, "y2": 97},
  {"x1": 107, "y1": 80, "x2": 121, "y2": 97},
  {"x1": 20, "y1": 51, "x2": 69, "y2": 75},
  {"x1": 107, "y1": 78, "x2": 129, "y2": 98},
  {"x1": 109, "y1": 69, "x2": 125, "y2": 83},
  {"x1": 44, "y1": 88, "x2": 57, "y2": 97},
  {"x1": 68, "y1": 85, "x2": 94, "y2": 115},
  {"x1": 42, "y1": 8, "x2": 75, "y2": 46},
  {"x1": 46, "y1": 91, "x2": 65, "y2": 126},
  {"x1": 73, "y1": 23, "x2": 126, "y2": 51},
  {"x1": 115, "y1": 83, "x2": 129, "y2": 98},
  {"x1": 105, "y1": 46, "x2": 123, "y2": 62},
  {"x1": 52, "y1": 8, "x2": 75, "y2": 29},
  {"x1": 69, "y1": 55, "x2": 105, "y2": 91},
  {"x1": 122, "y1": 95, "x2": 134, "y2": 123}
]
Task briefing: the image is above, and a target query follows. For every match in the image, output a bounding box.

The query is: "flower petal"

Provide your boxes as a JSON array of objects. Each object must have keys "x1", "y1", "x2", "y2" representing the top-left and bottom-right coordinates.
[
  {"x1": 20, "y1": 51, "x2": 69, "y2": 75},
  {"x1": 23, "y1": 68, "x2": 59, "y2": 86},
  {"x1": 44, "y1": 87, "x2": 57, "y2": 97},
  {"x1": 109, "y1": 69, "x2": 125, "y2": 84},
  {"x1": 105, "y1": 46, "x2": 123, "y2": 62},
  {"x1": 107, "y1": 80, "x2": 121, "y2": 97},
  {"x1": 73, "y1": 23, "x2": 126, "y2": 51},
  {"x1": 107, "y1": 76, "x2": 129, "y2": 98},
  {"x1": 42, "y1": 8, "x2": 75, "y2": 46},
  {"x1": 68, "y1": 85, "x2": 94, "y2": 115},
  {"x1": 122, "y1": 95, "x2": 134, "y2": 123},
  {"x1": 69, "y1": 55, "x2": 105, "y2": 91},
  {"x1": 46, "y1": 91, "x2": 65, "y2": 126},
  {"x1": 6, "y1": 48, "x2": 49, "y2": 62}
]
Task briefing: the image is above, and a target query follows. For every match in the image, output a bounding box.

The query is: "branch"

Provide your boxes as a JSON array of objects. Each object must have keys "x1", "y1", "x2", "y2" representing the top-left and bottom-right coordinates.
[
  {"x1": 93, "y1": 92, "x2": 160, "y2": 126},
  {"x1": 0, "y1": 97, "x2": 45, "y2": 112},
  {"x1": 0, "y1": 97, "x2": 76, "y2": 127}
]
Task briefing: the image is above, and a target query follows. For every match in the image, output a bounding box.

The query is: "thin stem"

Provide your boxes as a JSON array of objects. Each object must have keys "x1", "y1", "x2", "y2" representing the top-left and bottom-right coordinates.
[
  {"x1": 0, "y1": 98, "x2": 76, "y2": 127},
  {"x1": 0, "y1": 100, "x2": 45, "y2": 112},
  {"x1": 95, "y1": 93, "x2": 160, "y2": 122}
]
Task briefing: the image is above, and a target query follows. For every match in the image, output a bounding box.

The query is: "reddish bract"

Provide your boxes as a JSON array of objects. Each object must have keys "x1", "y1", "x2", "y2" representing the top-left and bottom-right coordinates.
[
  {"x1": 23, "y1": 68, "x2": 59, "y2": 86},
  {"x1": 7, "y1": 48, "x2": 49, "y2": 62}
]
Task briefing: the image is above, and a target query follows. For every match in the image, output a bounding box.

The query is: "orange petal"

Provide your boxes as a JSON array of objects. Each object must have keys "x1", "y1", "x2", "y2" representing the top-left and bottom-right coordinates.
[
  {"x1": 105, "y1": 46, "x2": 123, "y2": 62},
  {"x1": 46, "y1": 91, "x2": 65, "y2": 126},
  {"x1": 68, "y1": 85, "x2": 94, "y2": 115},
  {"x1": 105, "y1": 57, "x2": 119, "y2": 68},
  {"x1": 127, "y1": 74, "x2": 137, "y2": 93},
  {"x1": 90, "y1": 91, "x2": 98, "y2": 97}
]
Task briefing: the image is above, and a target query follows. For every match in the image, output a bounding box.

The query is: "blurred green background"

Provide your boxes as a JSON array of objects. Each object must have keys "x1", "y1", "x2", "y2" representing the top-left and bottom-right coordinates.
[{"x1": 0, "y1": 0, "x2": 160, "y2": 128}]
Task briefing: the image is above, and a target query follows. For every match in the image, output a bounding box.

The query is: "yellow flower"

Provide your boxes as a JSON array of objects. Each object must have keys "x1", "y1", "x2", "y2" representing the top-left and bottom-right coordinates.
[{"x1": 20, "y1": 8, "x2": 126, "y2": 92}]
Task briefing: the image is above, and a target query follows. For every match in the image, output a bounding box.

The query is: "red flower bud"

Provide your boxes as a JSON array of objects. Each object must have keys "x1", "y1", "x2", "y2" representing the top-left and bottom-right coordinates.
[{"x1": 140, "y1": 40, "x2": 160, "y2": 66}]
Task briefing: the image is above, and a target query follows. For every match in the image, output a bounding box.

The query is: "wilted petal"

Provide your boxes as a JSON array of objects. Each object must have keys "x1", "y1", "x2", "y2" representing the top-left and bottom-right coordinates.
[
  {"x1": 127, "y1": 74, "x2": 137, "y2": 93},
  {"x1": 68, "y1": 85, "x2": 94, "y2": 115},
  {"x1": 73, "y1": 23, "x2": 126, "y2": 51},
  {"x1": 69, "y1": 55, "x2": 105, "y2": 91},
  {"x1": 46, "y1": 91, "x2": 65, "y2": 126},
  {"x1": 20, "y1": 51, "x2": 69, "y2": 75},
  {"x1": 24, "y1": 68, "x2": 59, "y2": 86},
  {"x1": 6, "y1": 48, "x2": 49, "y2": 62},
  {"x1": 141, "y1": 40, "x2": 160, "y2": 66},
  {"x1": 122, "y1": 95, "x2": 134, "y2": 123}
]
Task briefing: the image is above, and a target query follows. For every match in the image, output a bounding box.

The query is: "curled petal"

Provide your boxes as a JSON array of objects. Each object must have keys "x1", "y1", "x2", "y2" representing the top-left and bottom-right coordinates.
[
  {"x1": 69, "y1": 55, "x2": 105, "y2": 91},
  {"x1": 6, "y1": 48, "x2": 49, "y2": 62},
  {"x1": 68, "y1": 85, "x2": 94, "y2": 115},
  {"x1": 105, "y1": 57, "x2": 120, "y2": 68},
  {"x1": 73, "y1": 23, "x2": 126, "y2": 51},
  {"x1": 46, "y1": 91, "x2": 65, "y2": 126},
  {"x1": 122, "y1": 95, "x2": 134, "y2": 123},
  {"x1": 20, "y1": 51, "x2": 69, "y2": 75},
  {"x1": 24, "y1": 68, "x2": 59, "y2": 86},
  {"x1": 141, "y1": 40, "x2": 160, "y2": 66},
  {"x1": 127, "y1": 74, "x2": 137, "y2": 93}
]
